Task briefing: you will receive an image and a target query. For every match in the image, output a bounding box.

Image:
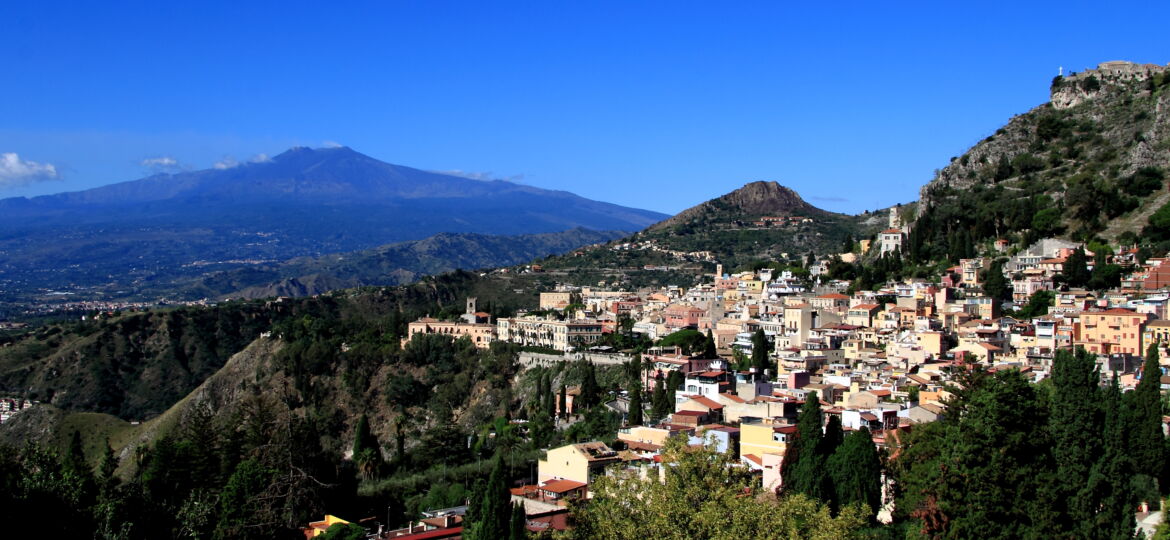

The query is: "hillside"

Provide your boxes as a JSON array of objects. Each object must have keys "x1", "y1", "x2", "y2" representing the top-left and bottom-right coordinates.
[
  {"x1": 0, "y1": 269, "x2": 542, "y2": 420},
  {"x1": 0, "y1": 146, "x2": 666, "y2": 305},
  {"x1": 911, "y1": 61, "x2": 1170, "y2": 261},
  {"x1": 151, "y1": 227, "x2": 626, "y2": 300},
  {"x1": 536, "y1": 181, "x2": 874, "y2": 283}
]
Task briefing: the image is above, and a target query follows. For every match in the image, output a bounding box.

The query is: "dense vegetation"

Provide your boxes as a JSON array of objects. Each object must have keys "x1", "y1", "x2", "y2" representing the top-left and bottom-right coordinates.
[
  {"x1": 914, "y1": 70, "x2": 1170, "y2": 261},
  {"x1": 889, "y1": 347, "x2": 1167, "y2": 538}
]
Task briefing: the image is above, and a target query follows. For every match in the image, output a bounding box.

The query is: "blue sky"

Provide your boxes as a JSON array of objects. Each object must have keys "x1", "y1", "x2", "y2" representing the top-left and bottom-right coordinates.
[{"x1": 1, "y1": 1, "x2": 1167, "y2": 215}]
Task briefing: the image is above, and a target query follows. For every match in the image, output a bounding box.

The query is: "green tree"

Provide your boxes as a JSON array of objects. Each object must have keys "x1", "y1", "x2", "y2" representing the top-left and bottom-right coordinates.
[
  {"x1": 580, "y1": 362, "x2": 599, "y2": 409},
  {"x1": 319, "y1": 522, "x2": 366, "y2": 540},
  {"x1": 703, "y1": 329, "x2": 717, "y2": 359},
  {"x1": 651, "y1": 376, "x2": 671, "y2": 421},
  {"x1": 1062, "y1": 247, "x2": 1091, "y2": 288},
  {"x1": 467, "y1": 453, "x2": 512, "y2": 540},
  {"x1": 1087, "y1": 375, "x2": 1137, "y2": 537},
  {"x1": 750, "y1": 329, "x2": 770, "y2": 375},
  {"x1": 1047, "y1": 347, "x2": 1102, "y2": 535},
  {"x1": 982, "y1": 259, "x2": 1012, "y2": 303},
  {"x1": 893, "y1": 369, "x2": 1054, "y2": 538},
  {"x1": 352, "y1": 413, "x2": 382, "y2": 480},
  {"x1": 215, "y1": 458, "x2": 277, "y2": 540},
  {"x1": 828, "y1": 427, "x2": 882, "y2": 516},
  {"x1": 782, "y1": 391, "x2": 831, "y2": 503},
  {"x1": 571, "y1": 436, "x2": 867, "y2": 539},
  {"x1": 627, "y1": 378, "x2": 644, "y2": 426},
  {"x1": 1130, "y1": 344, "x2": 1167, "y2": 490}
]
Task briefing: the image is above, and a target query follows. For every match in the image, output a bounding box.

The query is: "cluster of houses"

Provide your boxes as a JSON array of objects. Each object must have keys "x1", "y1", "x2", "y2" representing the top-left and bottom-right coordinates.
[{"x1": 382, "y1": 223, "x2": 1170, "y2": 537}]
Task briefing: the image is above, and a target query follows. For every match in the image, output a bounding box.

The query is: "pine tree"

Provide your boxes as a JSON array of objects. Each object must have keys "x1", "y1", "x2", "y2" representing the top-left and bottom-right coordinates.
[{"x1": 627, "y1": 378, "x2": 644, "y2": 426}]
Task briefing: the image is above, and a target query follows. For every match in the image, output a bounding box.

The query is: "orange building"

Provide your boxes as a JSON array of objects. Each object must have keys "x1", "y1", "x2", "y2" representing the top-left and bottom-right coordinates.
[{"x1": 1075, "y1": 308, "x2": 1151, "y2": 356}]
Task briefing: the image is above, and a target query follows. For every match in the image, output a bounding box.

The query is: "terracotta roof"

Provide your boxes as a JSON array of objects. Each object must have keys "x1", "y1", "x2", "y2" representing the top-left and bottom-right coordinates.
[
  {"x1": 685, "y1": 395, "x2": 724, "y2": 410},
  {"x1": 719, "y1": 393, "x2": 747, "y2": 404},
  {"x1": 743, "y1": 454, "x2": 763, "y2": 467},
  {"x1": 881, "y1": 229, "x2": 903, "y2": 234},
  {"x1": 541, "y1": 479, "x2": 587, "y2": 494},
  {"x1": 817, "y1": 293, "x2": 850, "y2": 300}
]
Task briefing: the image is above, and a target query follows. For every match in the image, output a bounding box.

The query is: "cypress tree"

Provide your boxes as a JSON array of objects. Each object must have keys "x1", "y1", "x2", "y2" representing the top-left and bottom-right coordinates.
[
  {"x1": 828, "y1": 427, "x2": 882, "y2": 515},
  {"x1": 666, "y1": 370, "x2": 684, "y2": 394},
  {"x1": 783, "y1": 391, "x2": 830, "y2": 502},
  {"x1": 821, "y1": 414, "x2": 844, "y2": 457},
  {"x1": 651, "y1": 375, "x2": 670, "y2": 420},
  {"x1": 581, "y1": 362, "x2": 599, "y2": 409},
  {"x1": 750, "y1": 329, "x2": 770, "y2": 375},
  {"x1": 1047, "y1": 347, "x2": 1102, "y2": 533},
  {"x1": 1086, "y1": 374, "x2": 1137, "y2": 537},
  {"x1": 1130, "y1": 344, "x2": 1166, "y2": 485},
  {"x1": 469, "y1": 454, "x2": 511, "y2": 540},
  {"x1": 628, "y1": 378, "x2": 644, "y2": 426},
  {"x1": 1063, "y1": 247, "x2": 1090, "y2": 288},
  {"x1": 509, "y1": 502, "x2": 527, "y2": 540},
  {"x1": 703, "y1": 329, "x2": 717, "y2": 359}
]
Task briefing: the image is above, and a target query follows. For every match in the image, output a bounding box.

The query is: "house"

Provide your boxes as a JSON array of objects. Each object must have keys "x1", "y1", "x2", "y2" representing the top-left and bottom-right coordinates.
[
  {"x1": 1075, "y1": 308, "x2": 1151, "y2": 356},
  {"x1": 879, "y1": 229, "x2": 904, "y2": 255},
  {"x1": 537, "y1": 442, "x2": 624, "y2": 485},
  {"x1": 303, "y1": 515, "x2": 354, "y2": 539},
  {"x1": 739, "y1": 417, "x2": 798, "y2": 462}
]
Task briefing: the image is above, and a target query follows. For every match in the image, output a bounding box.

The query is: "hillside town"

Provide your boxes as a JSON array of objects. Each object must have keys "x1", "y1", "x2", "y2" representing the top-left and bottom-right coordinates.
[{"x1": 376, "y1": 211, "x2": 1170, "y2": 538}]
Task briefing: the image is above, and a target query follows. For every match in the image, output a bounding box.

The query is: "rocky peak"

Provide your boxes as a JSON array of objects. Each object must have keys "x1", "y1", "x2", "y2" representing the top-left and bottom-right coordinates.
[{"x1": 1051, "y1": 60, "x2": 1168, "y2": 109}]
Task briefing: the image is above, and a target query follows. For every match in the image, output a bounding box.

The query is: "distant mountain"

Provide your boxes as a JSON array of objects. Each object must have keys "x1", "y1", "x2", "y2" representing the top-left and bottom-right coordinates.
[
  {"x1": 649, "y1": 181, "x2": 834, "y2": 232},
  {"x1": 0, "y1": 147, "x2": 666, "y2": 303},
  {"x1": 176, "y1": 227, "x2": 627, "y2": 300},
  {"x1": 534, "y1": 181, "x2": 873, "y2": 283}
]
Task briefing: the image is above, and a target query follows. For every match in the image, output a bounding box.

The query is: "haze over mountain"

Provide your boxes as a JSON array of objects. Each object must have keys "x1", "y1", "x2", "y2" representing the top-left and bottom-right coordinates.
[{"x1": 0, "y1": 147, "x2": 666, "y2": 303}]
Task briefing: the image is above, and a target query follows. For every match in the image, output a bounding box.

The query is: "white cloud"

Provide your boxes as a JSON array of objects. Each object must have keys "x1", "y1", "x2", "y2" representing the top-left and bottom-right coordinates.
[
  {"x1": 434, "y1": 169, "x2": 526, "y2": 184},
  {"x1": 140, "y1": 156, "x2": 183, "y2": 173},
  {"x1": 213, "y1": 157, "x2": 238, "y2": 170},
  {"x1": 322, "y1": 140, "x2": 343, "y2": 148},
  {"x1": 249, "y1": 153, "x2": 271, "y2": 163},
  {"x1": 0, "y1": 152, "x2": 61, "y2": 187}
]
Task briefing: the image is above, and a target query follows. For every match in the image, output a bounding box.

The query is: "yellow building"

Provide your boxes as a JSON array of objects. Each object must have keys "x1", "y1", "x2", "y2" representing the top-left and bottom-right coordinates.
[
  {"x1": 738, "y1": 418, "x2": 797, "y2": 461},
  {"x1": 1143, "y1": 320, "x2": 1170, "y2": 350},
  {"x1": 537, "y1": 442, "x2": 623, "y2": 485},
  {"x1": 303, "y1": 515, "x2": 352, "y2": 538}
]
